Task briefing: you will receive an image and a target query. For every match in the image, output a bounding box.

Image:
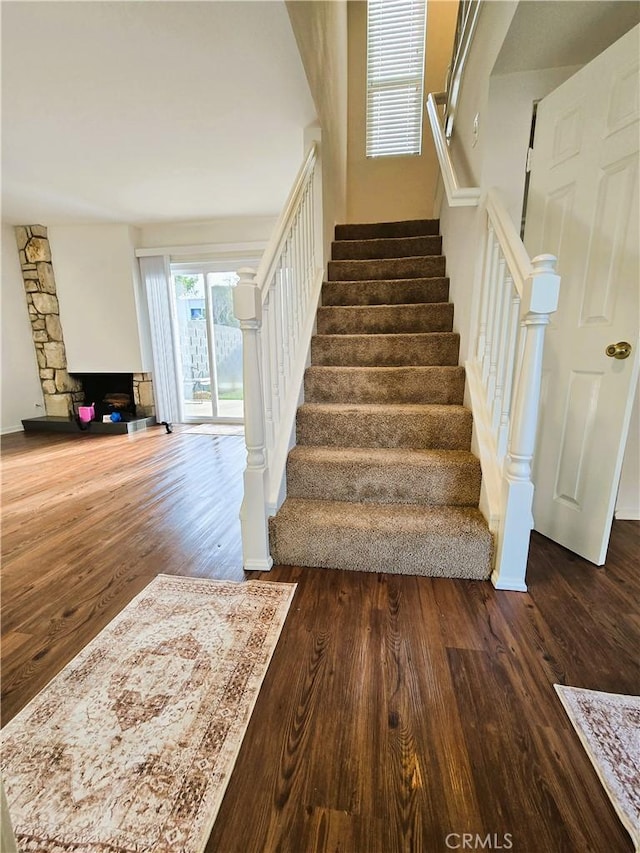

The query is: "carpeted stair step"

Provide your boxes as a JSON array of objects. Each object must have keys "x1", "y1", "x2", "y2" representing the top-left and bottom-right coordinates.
[
  {"x1": 335, "y1": 219, "x2": 440, "y2": 240},
  {"x1": 286, "y1": 446, "x2": 481, "y2": 506},
  {"x1": 316, "y1": 303, "x2": 453, "y2": 335},
  {"x1": 304, "y1": 366, "x2": 465, "y2": 405},
  {"x1": 331, "y1": 235, "x2": 442, "y2": 260},
  {"x1": 269, "y1": 498, "x2": 493, "y2": 579},
  {"x1": 328, "y1": 255, "x2": 445, "y2": 281},
  {"x1": 311, "y1": 332, "x2": 460, "y2": 366},
  {"x1": 296, "y1": 403, "x2": 472, "y2": 450},
  {"x1": 322, "y1": 277, "x2": 449, "y2": 306}
]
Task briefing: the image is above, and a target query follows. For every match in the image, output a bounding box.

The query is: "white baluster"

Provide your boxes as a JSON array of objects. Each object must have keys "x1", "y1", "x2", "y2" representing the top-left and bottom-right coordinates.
[
  {"x1": 292, "y1": 213, "x2": 302, "y2": 343},
  {"x1": 492, "y1": 254, "x2": 560, "y2": 591},
  {"x1": 275, "y1": 261, "x2": 287, "y2": 413},
  {"x1": 301, "y1": 185, "x2": 309, "y2": 298},
  {"x1": 486, "y1": 256, "x2": 506, "y2": 409},
  {"x1": 305, "y1": 182, "x2": 313, "y2": 289},
  {"x1": 497, "y1": 287, "x2": 521, "y2": 461},
  {"x1": 491, "y1": 269, "x2": 513, "y2": 435},
  {"x1": 261, "y1": 286, "x2": 274, "y2": 455},
  {"x1": 233, "y1": 268, "x2": 273, "y2": 571},
  {"x1": 267, "y1": 278, "x2": 281, "y2": 432},
  {"x1": 482, "y1": 237, "x2": 500, "y2": 385},
  {"x1": 476, "y1": 222, "x2": 495, "y2": 363},
  {"x1": 281, "y1": 241, "x2": 293, "y2": 382}
]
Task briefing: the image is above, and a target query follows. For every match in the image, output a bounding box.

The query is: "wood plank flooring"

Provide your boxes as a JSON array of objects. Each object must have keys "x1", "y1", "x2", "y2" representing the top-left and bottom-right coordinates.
[{"x1": 1, "y1": 427, "x2": 638, "y2": 852}]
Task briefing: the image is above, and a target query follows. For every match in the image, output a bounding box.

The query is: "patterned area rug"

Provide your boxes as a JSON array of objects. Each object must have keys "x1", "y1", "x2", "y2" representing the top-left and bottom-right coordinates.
[
  {"x1": 555, "y1": 685, "x2": 640, "y2": 847},
  {"x1": 184, "y1": 424, "x2": 244, "y2": 436},
  {"x1": 2, "y1": 575, "x2": 296, "y2": 853}
]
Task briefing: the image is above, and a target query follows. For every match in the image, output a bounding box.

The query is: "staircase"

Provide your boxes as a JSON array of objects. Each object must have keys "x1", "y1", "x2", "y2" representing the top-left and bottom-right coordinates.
[{"x1": 268, "y1": 219, "x2": 493, "y2": 579}]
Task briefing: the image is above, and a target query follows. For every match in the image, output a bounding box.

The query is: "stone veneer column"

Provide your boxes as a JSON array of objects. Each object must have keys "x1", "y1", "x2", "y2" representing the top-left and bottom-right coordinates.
[
  {"x1": 15, "y1": 225, "x2": 83, "y2": 417},
  {"x1": 132, "y1": 373, "x2": 156, "y2": 418}
]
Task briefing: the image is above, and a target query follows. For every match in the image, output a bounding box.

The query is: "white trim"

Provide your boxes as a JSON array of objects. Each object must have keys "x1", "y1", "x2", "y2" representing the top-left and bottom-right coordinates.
[
  {"x1": 426, "y1": 92, "x2": 481, "y2": 207},
  {"x1": 135, "y1": 241, "x2": 267, "y2": 259},
  {"x1": 615, "y1": 507, "x2": 640, "y2": 520},
  {"x1": 1, "y1": 425, "x2": 24, "y2": 435}
]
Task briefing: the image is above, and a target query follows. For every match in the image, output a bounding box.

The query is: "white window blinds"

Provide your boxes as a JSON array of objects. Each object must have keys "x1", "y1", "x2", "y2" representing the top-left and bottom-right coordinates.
[{"x1": 366, "y1": 0, "x2": 427, "y2": 158}]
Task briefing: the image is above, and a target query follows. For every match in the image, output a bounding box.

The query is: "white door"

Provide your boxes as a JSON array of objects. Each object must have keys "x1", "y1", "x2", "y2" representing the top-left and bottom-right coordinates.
[{"x1": 524, "y1": 25, "x2": 639, "y2": 564}]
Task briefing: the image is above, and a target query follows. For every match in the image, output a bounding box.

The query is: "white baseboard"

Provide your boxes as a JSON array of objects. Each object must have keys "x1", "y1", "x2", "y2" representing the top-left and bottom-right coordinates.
[
  {"x1": 615, "y1": 506, "x2": 640, "y2": 520},
  {"x1": 1, "y1": 425, "x2": 24, "y2": 435}
]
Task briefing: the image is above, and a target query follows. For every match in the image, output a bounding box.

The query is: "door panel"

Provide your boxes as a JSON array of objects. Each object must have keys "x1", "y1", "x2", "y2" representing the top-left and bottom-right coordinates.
[{"x1": 524, "y1": 24, "x2": 640, "y2": 564}]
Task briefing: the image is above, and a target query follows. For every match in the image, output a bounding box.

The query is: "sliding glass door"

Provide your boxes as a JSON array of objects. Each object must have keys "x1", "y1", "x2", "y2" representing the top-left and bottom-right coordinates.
[{"x1": 172, "y1": 267, "x2": 244, "y2": 422}]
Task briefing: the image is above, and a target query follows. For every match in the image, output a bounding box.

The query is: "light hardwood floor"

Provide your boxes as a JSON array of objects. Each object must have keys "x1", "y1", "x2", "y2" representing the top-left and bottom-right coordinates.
[{"x1": 1, "y1": 426, "x2": 638, "y2": 852}]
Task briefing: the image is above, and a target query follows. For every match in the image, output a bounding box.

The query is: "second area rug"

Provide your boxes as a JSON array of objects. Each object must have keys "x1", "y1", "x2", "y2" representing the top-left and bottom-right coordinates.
[
  {"x1": 555, "y1": 685, "x2": 640, "y2": 848},
  {"x1": 1, "y1": 574, "x2": 296, "y2": 853}
]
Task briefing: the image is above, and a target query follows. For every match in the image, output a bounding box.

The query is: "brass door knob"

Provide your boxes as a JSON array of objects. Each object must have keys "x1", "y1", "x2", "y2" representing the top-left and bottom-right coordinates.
[{"x1": 605, "y1": 341, "x2": 632, "y2": 360}]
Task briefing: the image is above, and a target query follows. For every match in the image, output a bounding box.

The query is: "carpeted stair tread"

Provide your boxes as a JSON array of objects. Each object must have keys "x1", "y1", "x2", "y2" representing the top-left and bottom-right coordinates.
[
  {"x1": 269, "y1": 498, "x2": 492, "y2": 579},
  {"x1": 287, "y1": 446, "x2": 481, "y2": 506},
  {"x1": 335, "y1": 219, "x2": 440, "y2": 240},
  {"x1": 331, "y1": 235, "x2": 442, "y2": 260},
  {"x1": 296, "y1": 403, "x2": 472, "y2": 450},
  {"x1": 322, "y1": 277, "x2": 450, "y2": 306},
  {"x1": 304, "y1": 365, "x2": 465, "y2": 405},
  {"x1": 268, "y1": 216, "x2": 492, "y2": 581},
  {"x1": 328, "y1": 255, "x2": 445, "y2": 281},
  {"x1": 316, "y1": 303, "x2": 453, "y2": 335},
  {"x1": 311, "y1": 332, "x2": 460, "y2": 366}
]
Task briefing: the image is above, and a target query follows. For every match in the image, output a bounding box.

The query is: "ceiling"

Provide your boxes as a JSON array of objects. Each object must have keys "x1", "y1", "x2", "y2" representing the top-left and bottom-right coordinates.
[
  {"x1": 1, "y1": 1, "x2": 316, "y2": 226},
  {"x1": 494, "y1": 1, "x2": 640, "y2": 74}
]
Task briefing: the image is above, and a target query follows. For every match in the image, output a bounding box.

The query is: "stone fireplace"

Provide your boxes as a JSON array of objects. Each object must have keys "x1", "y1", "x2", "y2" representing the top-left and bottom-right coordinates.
[
  {"x1": 15, "y1": 225, "x2": 83, "y2": 417},
  {"x1": 15, "y1": 225, "x2": 156, "y2": 426}
]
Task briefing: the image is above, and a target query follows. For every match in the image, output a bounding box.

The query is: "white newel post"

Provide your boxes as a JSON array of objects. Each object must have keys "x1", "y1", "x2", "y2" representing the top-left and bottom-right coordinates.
[
  {"x1": 492, "y1": 254, "x2": 560, "y2": 591},
  {"x1": 233, "y1": 268, "x2": 273, "y2": 571}
]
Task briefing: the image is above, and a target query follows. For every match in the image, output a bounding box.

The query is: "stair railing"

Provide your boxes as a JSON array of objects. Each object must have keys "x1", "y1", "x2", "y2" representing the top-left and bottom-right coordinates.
[
  {"x1": 469, "y1": 192, "x2": 560, "y2": 590},
  {"x1": 427, "y1": 89, "x2": 560, "y2": 590},
  {"x1": 233, "y1": 142, "x2": 323, "y2": 570}
]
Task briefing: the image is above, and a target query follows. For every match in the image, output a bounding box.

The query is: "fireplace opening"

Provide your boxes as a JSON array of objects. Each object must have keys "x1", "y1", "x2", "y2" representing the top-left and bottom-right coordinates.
[{"x1": 71, "y1": 373, "x2": 136, "y2": 421}]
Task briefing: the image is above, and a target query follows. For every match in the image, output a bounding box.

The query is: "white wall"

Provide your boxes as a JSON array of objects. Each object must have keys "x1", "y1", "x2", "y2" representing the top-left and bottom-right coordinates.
[
  {"x1": 286, "y1": 0, "x2": 348, "y2": 261},
  {"x1": 137, "y1": 216, "x2": 277, "y2": 251},
  {"x1": 616, "y1": 378, "x2": 640, "y2": 519},
  {"x1": 48, "y1": 225, "x2": 148, "y2": 373},
  {"x1": 1, "y1": 224, "x2": 44, "y2": 432}
]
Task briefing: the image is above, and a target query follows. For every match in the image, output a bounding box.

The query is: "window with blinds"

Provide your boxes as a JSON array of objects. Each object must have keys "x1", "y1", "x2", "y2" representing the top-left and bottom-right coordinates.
[{"x1": 366, "y1": 0, "x2": 427, "y2": 158}]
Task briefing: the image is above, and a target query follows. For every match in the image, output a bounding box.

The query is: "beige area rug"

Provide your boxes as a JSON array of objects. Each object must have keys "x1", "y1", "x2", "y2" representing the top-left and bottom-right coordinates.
[
  {"x1": 1, "y1": 574, "x2": 296, "y2": 853},
  {"x1": 555, "y1": 685, "x2": 640, "y2": 848},
  {"x1": 184, "y1": 424, "x2": 244, "y2": 436}
]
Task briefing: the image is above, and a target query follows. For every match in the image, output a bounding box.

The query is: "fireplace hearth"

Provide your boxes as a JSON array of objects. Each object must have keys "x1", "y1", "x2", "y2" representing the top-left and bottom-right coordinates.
[{"x1": 21, "y1": 371, "x2": 158, "y2": 435}]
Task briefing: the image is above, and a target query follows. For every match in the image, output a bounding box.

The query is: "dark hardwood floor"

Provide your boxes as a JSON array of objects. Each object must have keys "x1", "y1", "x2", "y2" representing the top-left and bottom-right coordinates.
[{"x1": 1, "y1": 427, "x2": 638, "y2": 852}]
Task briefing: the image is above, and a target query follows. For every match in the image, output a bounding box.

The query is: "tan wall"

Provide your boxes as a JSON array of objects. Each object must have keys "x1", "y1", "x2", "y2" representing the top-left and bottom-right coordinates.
[
  {"x1": 286, "y1": 0, "x2": 348, "y2": 262},
  {"x1": 346, "y1": 0, "x2": 458, "y2": 223}
]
